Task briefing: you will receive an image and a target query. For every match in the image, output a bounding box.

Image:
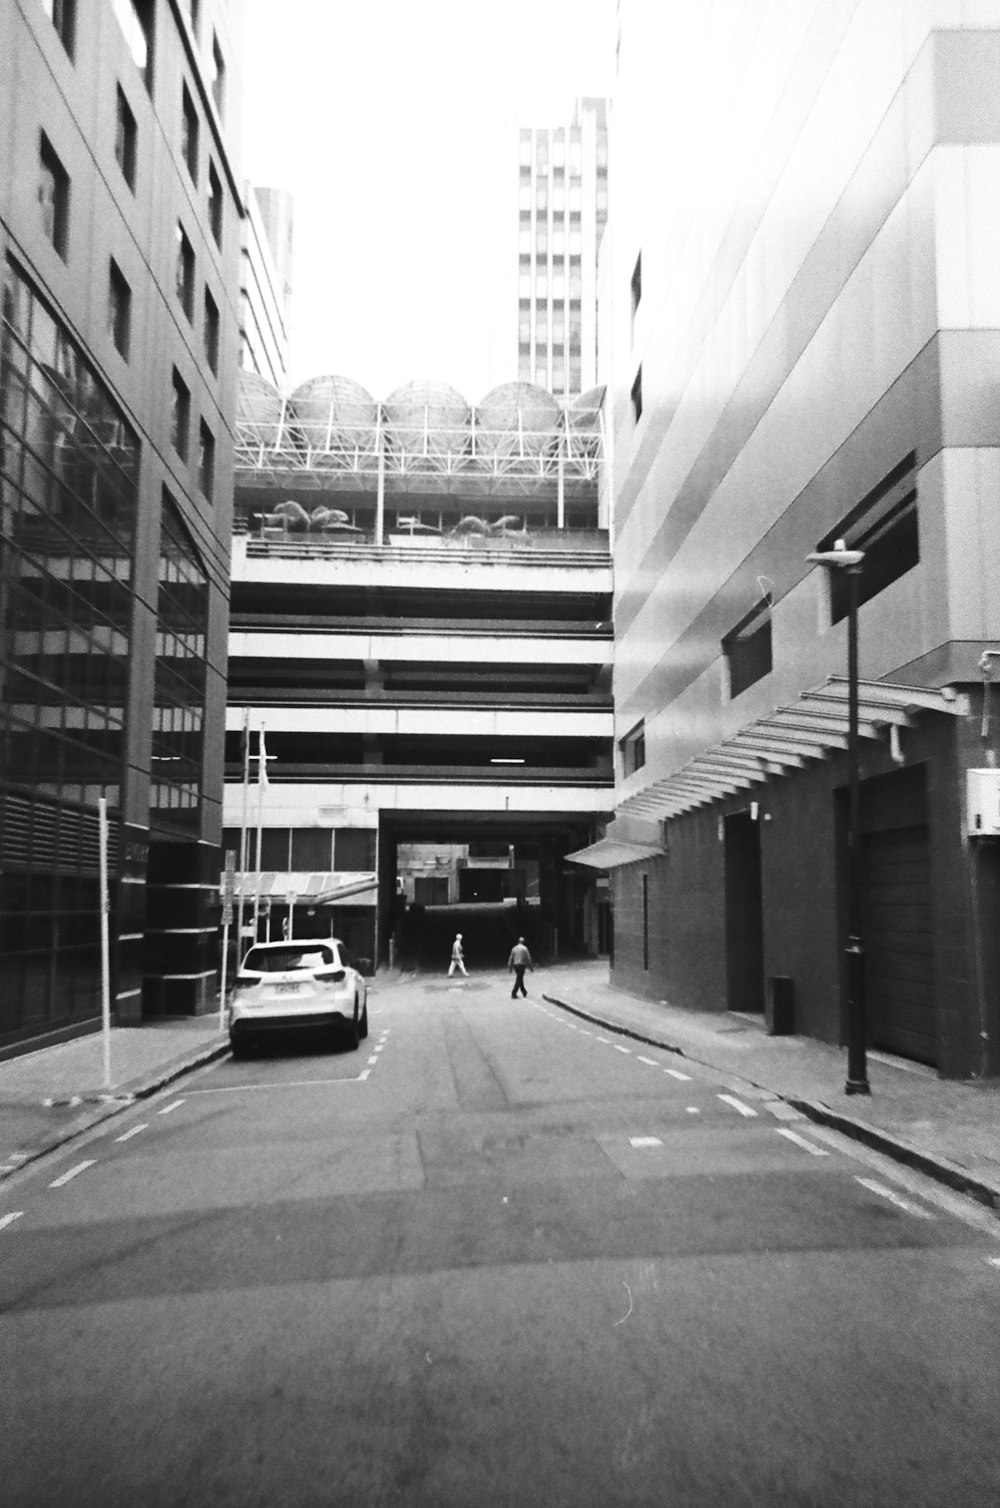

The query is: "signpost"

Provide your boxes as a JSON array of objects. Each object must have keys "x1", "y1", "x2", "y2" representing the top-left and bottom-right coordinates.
[
  {"x1": 98, "y1": 797, "x2": 112, "y2": 1092},
  {"x1": 286, "y1": 889, "x2": 297, "y2": 940},
  {"x1": 220, "y1": 850, "x2": 236, "y2": 1030}
]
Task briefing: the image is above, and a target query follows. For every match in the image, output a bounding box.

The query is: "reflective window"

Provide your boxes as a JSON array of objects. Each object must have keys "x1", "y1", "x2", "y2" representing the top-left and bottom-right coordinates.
[
  {"x1": 42, "y1": 0, "x2": 76, "y2": 57},
  {"x1": 38, "y1": 133, "x2": 70, "y2": 259},
  {"x1": 170, "y1": 368, "x2": 190, "y2": 458},
  {"x1": 112, "y1": 0, "x2": 154, "y2": 91},
  {"x1": 203, "y1": 288, "x2": 219, "y2": 374},
  {"x1": 175, "y1": 223, "x2": 194, "y2": 320},
  {"x1": 108, "y1": 259, "x2": 131, "y2": 358},
  {"x1": 208, "y1": 161, "x2": 224, "y2": 247},
  {"x1": 115, "y1": 86, "x2": 137, "y2": 189},
  {"x1": 181, "y1": 84, "x2": 199, "y2": 181},
  {"x1": 151, "y1": 491, "x2": 207, "y2": 832}
]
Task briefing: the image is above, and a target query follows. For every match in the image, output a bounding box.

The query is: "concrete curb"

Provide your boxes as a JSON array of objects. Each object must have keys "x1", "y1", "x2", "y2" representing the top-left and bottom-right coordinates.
[
  {"x1": 542, "y1": 992, "x2": 1000, "y2": 1217},
  {"x1": 0, "y1": 1038, "x2": 230, "y2": 1184}
]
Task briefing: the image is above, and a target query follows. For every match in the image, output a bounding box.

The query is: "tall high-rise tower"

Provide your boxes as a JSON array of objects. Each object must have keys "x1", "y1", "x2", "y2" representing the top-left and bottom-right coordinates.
[{"x1": 517, "y1": 97, "x2": 608, "y2": 399}]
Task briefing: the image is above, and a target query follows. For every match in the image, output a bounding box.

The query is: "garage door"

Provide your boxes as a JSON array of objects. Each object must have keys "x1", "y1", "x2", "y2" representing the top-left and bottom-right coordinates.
[{"x1": 862, "y1": 824, "x2": 937, "y2": 1067}]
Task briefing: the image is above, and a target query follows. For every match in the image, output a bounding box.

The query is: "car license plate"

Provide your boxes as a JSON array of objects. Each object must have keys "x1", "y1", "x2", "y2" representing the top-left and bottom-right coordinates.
[{"x1": 276, "y1": 982, "x2": 301, "y2": 993}]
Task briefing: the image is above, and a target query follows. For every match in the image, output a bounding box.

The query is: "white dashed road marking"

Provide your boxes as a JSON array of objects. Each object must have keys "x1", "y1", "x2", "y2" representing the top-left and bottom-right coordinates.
[
  {"x1": 776, "y1": 1128, "x2": 830, "y2": 1156},
  {"x1": 114, "y1": 1123, "x2": 148, "y2": 1143},
  {"x1": 0, "y1": 1212, "x2": 24, "y2": 1231},
  {"x1": 49, "y1": 1160, "x2": 96, "y2": 1188},
  {"x1": 637, "y1": 1056, "x2": 658, "y2": 1066},
  {"x1": 665, "y1": 1068, "x2": 691, "y2": 1081},
  {"x1": 856, "y1": 1177, "x2": 934, "y2": 1219},
  {"x1": 613, "y1": 1045, "x2": 631, "y2": 1055},
  {"x1": 766, "y1": 1101, "x2": 806, "y2": 1121},
  {"x1": 718, "y1": 1094, "x2": 757, "y2": 1117},
  {"x1": 158, "y1": 1099, "x2": 184, "y2": 1115},
  {"x1": 629, "y1": 1136, "x2": 662, "y2": 1148}
]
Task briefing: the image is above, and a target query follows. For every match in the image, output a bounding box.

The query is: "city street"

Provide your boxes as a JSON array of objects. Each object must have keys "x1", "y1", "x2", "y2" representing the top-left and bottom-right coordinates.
[{"x1": 3, "y1": 973, "x2": 1000, "y2": 1508}]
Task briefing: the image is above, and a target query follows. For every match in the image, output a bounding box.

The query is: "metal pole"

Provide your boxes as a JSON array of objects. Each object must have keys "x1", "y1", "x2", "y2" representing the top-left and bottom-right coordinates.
[
  {"x1": 237, "y1": 707, "x2": 251, "y2": 963},
  {"x1": 219, "y1": 912, "x2": 230, "y2": 1032},
  {"x1": 252, "y1": 723, "x2": 266, "y2": 941},
  {"x1": 844, "y1": 563, "x2": 870, "y2": 1095},
  {"x1": 98, "y1": 797, "x2": 112, "y2": 1092}
]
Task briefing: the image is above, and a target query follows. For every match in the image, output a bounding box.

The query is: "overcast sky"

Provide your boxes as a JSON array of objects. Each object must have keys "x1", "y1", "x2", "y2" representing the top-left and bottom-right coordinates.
[{"x1": 241, "y1": 0, "x2": 615, "y2": 399}]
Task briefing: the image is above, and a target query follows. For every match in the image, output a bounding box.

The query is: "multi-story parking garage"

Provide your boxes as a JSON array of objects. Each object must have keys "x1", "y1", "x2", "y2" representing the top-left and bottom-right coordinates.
[{"x1": 223, "y1": 374, "x2": 613, "y2": 969}]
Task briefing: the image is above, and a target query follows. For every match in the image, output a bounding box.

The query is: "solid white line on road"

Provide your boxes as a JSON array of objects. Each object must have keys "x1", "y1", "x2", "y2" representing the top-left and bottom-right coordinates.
[
  {"x1": 718, "y1": 1094, "x2": 758, "y2": 1117},
  {"x1": 629, "y1": 1136, "x2": 662, "y2": 1148},
  {"x1": 49, "y1": 1160, "x2": 96, "y2": 1188},
  {"x1": 114, "y1": 1123, "x2": 149, "y2": 1143},
  {"x1": 188, "y1": 1076, "x2": 367, "y2": 1094},
  {"x1": 776, "y1": 1127, "x2": 830, "y2": 1156},
  {"x1": 0, "y1": 1211, "x2": 24, "y2": 1230},
  {"x1": 856, "y1": 1177, "x2": 935, "y2": 1219},
  {"x1": 637, "y1": 1055, "x2": 659, "y2": 1066},
  {"x1": 158, "y1": 1099, "x2": 184, "y2": 1115},
  {"x1": 665, "y1": 1068, "x2": 691, "y2": 1081},
  {"x1": 613, "y1": 1045, "x2": 632, "y2": 1054}
]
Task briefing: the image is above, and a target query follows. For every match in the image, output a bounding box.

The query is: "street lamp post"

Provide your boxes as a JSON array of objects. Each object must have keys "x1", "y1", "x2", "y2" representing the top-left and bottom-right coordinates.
[{"x1": 807, "y1": 539, "x2": 871, "y2": 1096}]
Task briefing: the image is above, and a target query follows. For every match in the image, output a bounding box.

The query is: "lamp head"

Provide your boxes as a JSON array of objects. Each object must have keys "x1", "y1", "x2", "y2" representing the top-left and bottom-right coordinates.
[{"x1": 807, "y1": 538, "x2": 865, "y2": 569}]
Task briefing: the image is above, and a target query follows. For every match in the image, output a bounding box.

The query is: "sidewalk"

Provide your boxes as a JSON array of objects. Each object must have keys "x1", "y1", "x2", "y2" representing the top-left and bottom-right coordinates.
[
  {"x1": 541, "y1": 960, "x2": 1000, "y2": 1215},
  {"x1": 0, "y1": 1016, "x2": 228, "y2": 1183}
]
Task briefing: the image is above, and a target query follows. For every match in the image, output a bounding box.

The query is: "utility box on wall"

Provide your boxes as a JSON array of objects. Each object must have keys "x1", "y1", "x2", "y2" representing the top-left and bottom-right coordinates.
[{"x1": 966, "y1": 769, "x2": 1000, "y2": 835}]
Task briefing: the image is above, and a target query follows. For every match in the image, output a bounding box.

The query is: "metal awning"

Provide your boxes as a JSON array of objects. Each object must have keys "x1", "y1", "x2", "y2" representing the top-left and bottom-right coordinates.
[
  {"x1": 618, "y1": 676, "x2": 969, "y2": 822},
  {"x1": 229, "y1": 871, "x2": 377, "y2": 906},
  {"x1": 565, "y1": 838, "x2": 666, "y2": 870}
]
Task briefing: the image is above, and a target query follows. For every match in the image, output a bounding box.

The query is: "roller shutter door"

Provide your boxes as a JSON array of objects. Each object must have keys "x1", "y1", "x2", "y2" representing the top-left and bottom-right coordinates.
[{"x1": 861, "y1": 824, "x2": 937, "y2": 1067}]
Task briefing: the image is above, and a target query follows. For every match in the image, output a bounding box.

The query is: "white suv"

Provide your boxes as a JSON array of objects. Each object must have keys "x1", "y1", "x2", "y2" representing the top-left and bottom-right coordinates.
[{"x1": 228, "y1": 939, "x2": 369, "y2": 1058}]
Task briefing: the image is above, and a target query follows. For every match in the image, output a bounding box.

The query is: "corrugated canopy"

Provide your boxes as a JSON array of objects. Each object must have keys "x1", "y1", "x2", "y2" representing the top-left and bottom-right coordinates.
[{"x1": 617, "y1": 676, "x2": 969, "y2": 822}]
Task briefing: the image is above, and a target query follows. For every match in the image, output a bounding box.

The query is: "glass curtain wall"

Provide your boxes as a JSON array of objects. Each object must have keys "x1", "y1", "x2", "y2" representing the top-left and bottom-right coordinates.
[{"x1": 0, "y1": 259, "x2": 139, "y2": 1047}]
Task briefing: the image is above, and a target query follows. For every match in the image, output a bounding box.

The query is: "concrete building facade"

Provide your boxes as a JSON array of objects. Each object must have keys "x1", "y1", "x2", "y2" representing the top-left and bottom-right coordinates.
[
  {"x1": 517, "y1": 97, "x2": 608, "y2": 400},
  {"x1": 224, "y1": 374, "x2": 613, "y2": 969},
  {"x1": 1, "y1": 0, "x2": 244, "y2": 1051},
  {"x1": 598, "y1": 1, "x2": 1000, "y2": 1079}
]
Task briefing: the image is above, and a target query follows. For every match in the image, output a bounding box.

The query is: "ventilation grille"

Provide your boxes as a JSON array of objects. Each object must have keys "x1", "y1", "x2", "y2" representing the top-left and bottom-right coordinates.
[{"x1": 0, "y1": 791, "x2": 120, "y2": 875}]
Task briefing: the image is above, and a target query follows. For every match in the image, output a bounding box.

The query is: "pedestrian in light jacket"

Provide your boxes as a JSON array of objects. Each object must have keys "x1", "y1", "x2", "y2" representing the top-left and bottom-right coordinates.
[
  {"x1": 448, "y1": 933, "x2": 468, "y2": 976},
  {"x1": 508, "y1": 937, "x2": 533, "y2": 997}
]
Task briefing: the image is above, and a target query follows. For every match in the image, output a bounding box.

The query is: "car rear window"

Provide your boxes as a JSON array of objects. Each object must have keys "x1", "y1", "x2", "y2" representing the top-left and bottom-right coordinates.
[{"x1": 244, "y1": 945, "x2": 337, "y2": 972}]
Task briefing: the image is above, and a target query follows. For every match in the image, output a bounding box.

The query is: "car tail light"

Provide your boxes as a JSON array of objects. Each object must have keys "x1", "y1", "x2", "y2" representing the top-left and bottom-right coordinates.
[
  {"x1": 314, "y1": 968, "x2": 347, "y2": 984},
  {"x1": 234, "y1": 973, "x2": 261, "y2": 991}
]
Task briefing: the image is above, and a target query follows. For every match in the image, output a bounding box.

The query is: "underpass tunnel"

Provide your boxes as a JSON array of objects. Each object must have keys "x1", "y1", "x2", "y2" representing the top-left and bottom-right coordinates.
[{"x1": 378, "y1": 814, "x2": 608, "y2": 974}]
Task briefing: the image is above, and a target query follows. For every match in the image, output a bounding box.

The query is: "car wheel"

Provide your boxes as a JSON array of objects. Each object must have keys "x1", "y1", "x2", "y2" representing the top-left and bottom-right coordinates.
[
  {"x1": 359, "y1": 1000, "x2": 369, "y2": 1039},
  {"x1": 342, "y1": 1006, "x2": 359, "y2": 1052}
]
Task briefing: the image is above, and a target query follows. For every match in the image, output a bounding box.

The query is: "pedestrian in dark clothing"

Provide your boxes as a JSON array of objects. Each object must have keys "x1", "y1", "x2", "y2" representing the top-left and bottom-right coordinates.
[{"x1": 508, "y1": 937, "x2": 533, "y2": 997}]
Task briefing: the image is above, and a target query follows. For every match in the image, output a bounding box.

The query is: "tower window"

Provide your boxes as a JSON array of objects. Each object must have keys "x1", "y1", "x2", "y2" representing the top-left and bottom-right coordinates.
[
  {"x1": 108, "y1": 258, "x2": 132, "y2": 358},
  {"x1": 724, "y1": 598, "x2": 772, "y2": 699},
  {"x1": 630, "y1": 366, "x2": 642, "y2": 423},
  {"x1": 115, "y1": 86, "x2": 137, "y2": 188},
  {"x1": 38, "y1": 132, "x2": 70, "y2": 259}
]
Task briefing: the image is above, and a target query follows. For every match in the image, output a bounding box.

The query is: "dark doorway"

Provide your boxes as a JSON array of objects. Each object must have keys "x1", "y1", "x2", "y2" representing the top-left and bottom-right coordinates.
[{"x1": 724, "y1": 811, "x2": 764, "y2": 1013}]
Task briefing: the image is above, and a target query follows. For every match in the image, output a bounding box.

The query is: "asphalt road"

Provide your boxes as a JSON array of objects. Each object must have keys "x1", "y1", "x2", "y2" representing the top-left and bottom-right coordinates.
[{"x1": 3, "y1": 973, "x2": 1000, "y2": 1508}]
